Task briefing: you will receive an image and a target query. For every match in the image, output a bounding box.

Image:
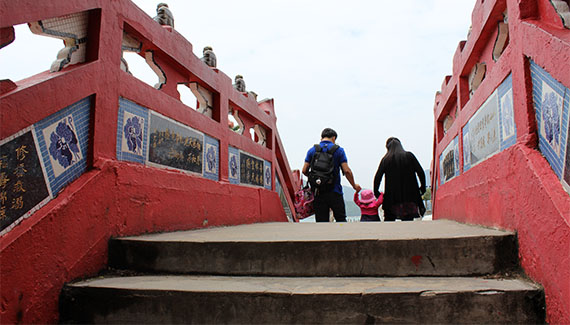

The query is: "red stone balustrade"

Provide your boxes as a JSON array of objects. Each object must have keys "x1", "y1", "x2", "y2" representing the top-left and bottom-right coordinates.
[
  {"x1": 431, "y1": 0, "x2": 570, "y2": 323},
  {"x1": 0, "y1": 1, "x2": 300, "y2": 323}
]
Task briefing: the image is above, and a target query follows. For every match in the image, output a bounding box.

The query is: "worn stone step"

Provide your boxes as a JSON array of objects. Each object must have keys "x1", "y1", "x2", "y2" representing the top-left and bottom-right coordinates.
[
  {"x1": 59, "y1": 275, "x2": 544, "y2": 324},
  {"x1": 108, "y1": 220, "x2": 518, "y2": 277}
]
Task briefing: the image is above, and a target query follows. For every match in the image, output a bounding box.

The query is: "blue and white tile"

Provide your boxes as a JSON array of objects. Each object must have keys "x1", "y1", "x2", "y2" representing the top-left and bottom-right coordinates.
[
  {"x1": 462, "y1": 124, "x2": 471, "y2": 172},
  {"x1": 204, "y1": 135, "x2": 219, "y2": 181},
  {"x1": 228, "y1": 146, "x2": 240, "y2": 184},
  {"x1": 453, "y1": 137, "x2": 459, "y2": 178},
  {"x1": 117, "y1": 98, "x2": 149, "y2": 164},
  {"x1": 530, "y1": 60, "x2": 568, "y2": 178},
  {"x1": 41, "y1": 115, "x2": 83, "y2": 179},
  {"x1": 275, "y1": 177, "x2": 294, "y2": 222},
  {"x1": 540, "y1": 81, "x2": 564, "y2": 156},
  {"x1": 34, "y1": 97, "x2": 90, "y2": 195},
  {"x1": 498, "y1": 74, "x2": 516, "y2": 150},
  {"x1": 264, "y1": 160, "x2": 272, "y2": 190},
  {"x1": 562, "y1": 88, "x2": 570, "y2": 190}
]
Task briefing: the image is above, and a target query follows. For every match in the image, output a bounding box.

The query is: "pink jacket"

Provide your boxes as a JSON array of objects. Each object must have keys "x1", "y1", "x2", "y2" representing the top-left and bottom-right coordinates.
[{"x1": 354, "y1": 192, "x2": 383, "y2": 215}]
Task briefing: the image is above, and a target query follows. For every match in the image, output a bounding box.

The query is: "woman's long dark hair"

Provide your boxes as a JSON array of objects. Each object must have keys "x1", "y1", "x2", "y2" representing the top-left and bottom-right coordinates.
[{"x1": 382, "y1": 137, "x2": 406, "y2": 166}]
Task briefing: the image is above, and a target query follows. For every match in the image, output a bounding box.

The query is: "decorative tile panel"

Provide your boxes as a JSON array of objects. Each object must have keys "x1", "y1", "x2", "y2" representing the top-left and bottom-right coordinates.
[
  {"x1": 203, "y1": 135, "x2": 219, "y2": 181},
  {"x1": 276, "y1": 177, "x2": 293, "y2": 222},
  {"x1": 264, "y1": 160, "x2": 272, "y2": 190},
  {"x1": 118, "y1": 98, "x2": 227, "y2": 183},
  {"x1": 228, "y1": 146, "x2": 240, "y2": 184},
  {"x1": 462, "y1": 74, "x2": 516, "y2": 173},
  {"x1": 34, "y1": 97, "x2": 90, "y2": 195},
  {"x1": 228, "y1": 146, "x2": 269, "y2": 188},
  {"x1": 563, "y1": 119, "x2": 570, "y2": 192},
  {"x1": 531, "y1": 60, "x2": 569, "y2": 180},
  {"x1": 440, "y1": 136, "x2": 459, "y2": 185},
  {"x1": 28, "y1": 11, "x2": 90, "y2": 72},
  {"x1": 1, "y1": 97, "x2": 91, "y2": 235},
  {"x1": 467, "y1": 91, "x2": 500, "y2": 167},
  {"x1": 462, "y1": 123, "x2": 471, "y2": 172},
  {"x1": 0, "y1": 129, "x2": 50, "y2": 235},
  {"x1": 239, "y1": 152, "x2": 264, "y2": 187},
  {"x1": 498, "y1": 74, "x2": 516, "y2": 150},
  {"x1": 117, "y1": 98, "x2": 149, "y2": 164},
  {"x1": 148, "y1": 112, "x2": 204, "y2": 174}
]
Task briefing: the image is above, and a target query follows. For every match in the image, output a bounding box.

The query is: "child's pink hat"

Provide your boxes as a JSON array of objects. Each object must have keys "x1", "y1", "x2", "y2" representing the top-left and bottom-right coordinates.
[{"x1": 360, "y1": 189, "x2": 375, "y2": 204}]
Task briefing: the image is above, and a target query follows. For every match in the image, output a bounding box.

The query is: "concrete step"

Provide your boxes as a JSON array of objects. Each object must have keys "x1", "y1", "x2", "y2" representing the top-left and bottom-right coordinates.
[
  {"x1": 109, "y1": 220, "x2": 518, "y2": 277},
  {"x1": 59, "y1": 275, "x2": 545, "y2": 324}
]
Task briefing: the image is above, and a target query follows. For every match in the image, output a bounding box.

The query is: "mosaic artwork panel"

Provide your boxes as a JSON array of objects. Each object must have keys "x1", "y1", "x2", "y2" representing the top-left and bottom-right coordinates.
[
  {"x1": 540, "y1": 82, "x2": 564, "y2": 156},
  {"x1": 500, "y1": 90, "x2": 515, "y2": 143},
  {"x1": 468, "y1": 91, "x2": 500, "y2": 166},
  {"x1": 41, "y1": 114, "x2": 83, "y2": 179},
  {"x1": 264, "y1": 161, "x2": 272, "y2": 190},
  {"x1": 240, "y1": 152, "x2": 264, "y2": 187},
  {"x1": 228, "y1": 146, "x2": 240, "y2": 184},
  {"x1": 531, "y1": 60, "x2": 569, "y2": 179},
  {"x1": 0, "y1": 130, "x2": 50, "y2": 234},
  {"x1": 203, "y1": 135, "x2": 219, "y2": 181},
  {"x1": 29, "y1": 11, "x2": 90, "y2": 71},
  {"x1": 122, "y1": 112, "x2": 145, "y2": 155},
  {"x1": 462, "y1": 124, "x2": 471, "y2": 172},
  {"x1": 39, "y1": 11, "x2": 89, "y2": 40},
  {"x1": 34, "y1": 97, "x2": 90, "y2": 195},
  {"x1": 454, "y1": 136, "x2": 459, "y2": 178},
  {"x1": 276, "y1": 177, "x2": 293, "y2": 222},
  {"x1": 440, "y1": 136, "x2": 459, "y2": 185},
  {"x1": 117, "y1": 98, "x2": 149, "y2": 164},
  {"x1": 498, "y1": 74, "x2": 516, "y2": 150},
  {"x1": 148, "y1": 113, "x2": 204, "y2": 174},
  {"x1": 461, "y1": 75, "x2": 516, "y2": 175},
  {"x1": 562, "y1": 114, "x2": 570, "y2": 189}
]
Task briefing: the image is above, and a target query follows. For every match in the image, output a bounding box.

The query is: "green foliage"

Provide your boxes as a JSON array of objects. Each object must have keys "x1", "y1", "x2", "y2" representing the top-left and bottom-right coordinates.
[{"x1": 422, "y1": 187, "x2": 431, "y2": 201}]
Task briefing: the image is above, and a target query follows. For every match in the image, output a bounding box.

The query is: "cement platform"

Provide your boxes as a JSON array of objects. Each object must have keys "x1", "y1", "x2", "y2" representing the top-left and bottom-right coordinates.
[
  {"x1": 109, "y1": 220, "x2": 518, "y2": 277},
  {"x1": 115, "y1": 219, "x2": 511, "y2": 242}
]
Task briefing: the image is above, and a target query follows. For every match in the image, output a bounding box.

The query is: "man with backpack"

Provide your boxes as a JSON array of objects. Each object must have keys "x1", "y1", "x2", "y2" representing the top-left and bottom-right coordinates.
[{"x1": 302, "y1": 128, "x2": 361, "y2": 222}]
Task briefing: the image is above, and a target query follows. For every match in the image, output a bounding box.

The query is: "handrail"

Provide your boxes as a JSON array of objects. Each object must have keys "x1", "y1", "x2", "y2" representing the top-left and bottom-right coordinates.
[
  {"x1": 430, "y1": 0, "x2": 570, "y2": 323},
  {"x1": 0, "y1": 0, "x2": 300, "y2": 233}
]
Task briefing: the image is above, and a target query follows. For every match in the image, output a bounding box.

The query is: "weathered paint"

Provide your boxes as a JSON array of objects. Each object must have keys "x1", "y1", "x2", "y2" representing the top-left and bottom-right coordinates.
[
  {"x1": 432, "y1": 0, "x2": 570, "y2": 323},
  {"x1": 0, "y1": 0, "x2": 299, "y2": 323}
]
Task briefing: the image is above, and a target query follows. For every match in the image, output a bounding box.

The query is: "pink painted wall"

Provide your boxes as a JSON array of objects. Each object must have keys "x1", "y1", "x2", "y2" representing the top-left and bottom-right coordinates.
[
  {"x1": 432, "y1": 0, "x2": 570, "y2": 323},
  {"x1": 0, "y1": 0, "x2": 299, "y2": 323}
]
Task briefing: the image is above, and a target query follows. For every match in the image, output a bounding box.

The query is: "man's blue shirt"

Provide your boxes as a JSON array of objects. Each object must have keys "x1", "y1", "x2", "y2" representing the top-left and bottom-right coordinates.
[{"x1": 305, "y1": 140, "x2": 347, "y2": 195}]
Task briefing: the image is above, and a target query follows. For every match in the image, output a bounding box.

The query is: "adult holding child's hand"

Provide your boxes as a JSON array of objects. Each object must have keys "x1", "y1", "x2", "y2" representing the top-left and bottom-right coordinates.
[
  {"x1": 302, "y1": 128, "x2": 361, "y2": 222},
  {"x1": 373, "y1": 137, "x2": 426, "y2": 221}
]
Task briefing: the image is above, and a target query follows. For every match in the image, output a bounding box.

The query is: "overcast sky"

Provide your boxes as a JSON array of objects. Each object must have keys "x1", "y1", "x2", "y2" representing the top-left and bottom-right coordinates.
[{"x1": 1, "y1": 1, "x2": 476, "y2": 191}]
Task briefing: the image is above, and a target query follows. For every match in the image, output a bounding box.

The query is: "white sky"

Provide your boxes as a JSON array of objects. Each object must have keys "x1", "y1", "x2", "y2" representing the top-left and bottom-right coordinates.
[{"x1": 1, "y1": 1, "x2": 476, "y2": 190}]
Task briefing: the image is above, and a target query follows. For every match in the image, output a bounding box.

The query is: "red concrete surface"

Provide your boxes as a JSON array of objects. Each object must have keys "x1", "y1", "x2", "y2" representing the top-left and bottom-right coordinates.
[
  {"x1": 0, "y1": 0, "x2": 298, "y2": 323},
  {"x1": 432, "y1": 0, "x2": 570, "y2": 323}
]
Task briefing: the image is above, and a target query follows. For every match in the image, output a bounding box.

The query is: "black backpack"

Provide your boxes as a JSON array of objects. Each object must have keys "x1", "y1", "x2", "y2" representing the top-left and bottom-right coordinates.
[{"x1": 308, "y1": 144, "x2": 339, "y2": 193}]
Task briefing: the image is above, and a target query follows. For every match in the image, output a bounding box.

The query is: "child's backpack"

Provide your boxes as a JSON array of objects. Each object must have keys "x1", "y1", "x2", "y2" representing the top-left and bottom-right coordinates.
[
  {"x1": 308, "y1": 144, "x2": 339, "y2": 193},
  {"x1": 294, "y1": 185, "x2": 314, "y2": 219}
]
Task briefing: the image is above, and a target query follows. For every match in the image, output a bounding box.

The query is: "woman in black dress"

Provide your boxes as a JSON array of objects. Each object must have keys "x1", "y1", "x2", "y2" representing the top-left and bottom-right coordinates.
[{"x1": 373, "y1": 137, "x2": 426, "y2": 221}]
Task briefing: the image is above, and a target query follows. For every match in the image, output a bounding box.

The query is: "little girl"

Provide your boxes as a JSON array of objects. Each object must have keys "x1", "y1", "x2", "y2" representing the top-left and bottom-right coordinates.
[{"x1": 354, "y1": 189, "x2": 384, "y2": 222}]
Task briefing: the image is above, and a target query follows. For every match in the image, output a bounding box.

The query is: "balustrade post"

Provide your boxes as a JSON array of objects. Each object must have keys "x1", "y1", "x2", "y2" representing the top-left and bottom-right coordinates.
[{"x1": 218, "y1": 91, "x2": 230, "y2": 182}]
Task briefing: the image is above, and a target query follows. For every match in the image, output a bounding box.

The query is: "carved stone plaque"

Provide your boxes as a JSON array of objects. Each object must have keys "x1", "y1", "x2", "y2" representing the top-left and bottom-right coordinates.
[
  {"x1": 240, "y1": 152, "x2": 264, "y2": 187},
  {"x1": 0, "y1": 131, "x2": 49, "y2": 232}
]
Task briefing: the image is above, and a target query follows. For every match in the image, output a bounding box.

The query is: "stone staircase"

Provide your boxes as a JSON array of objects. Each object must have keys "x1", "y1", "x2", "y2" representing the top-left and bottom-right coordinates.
[{"x1": 59, "y1": 220, "x2": 545, "y2": 324}]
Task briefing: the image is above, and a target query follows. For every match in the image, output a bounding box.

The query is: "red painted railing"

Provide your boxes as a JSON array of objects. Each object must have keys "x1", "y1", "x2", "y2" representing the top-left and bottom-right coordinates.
[
  {"x1": 0, "y1": 1, "x2": 300, "y2": 323},
  {"x1": 431, "y1": 0, "x2": 570, "y2": 323}
]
